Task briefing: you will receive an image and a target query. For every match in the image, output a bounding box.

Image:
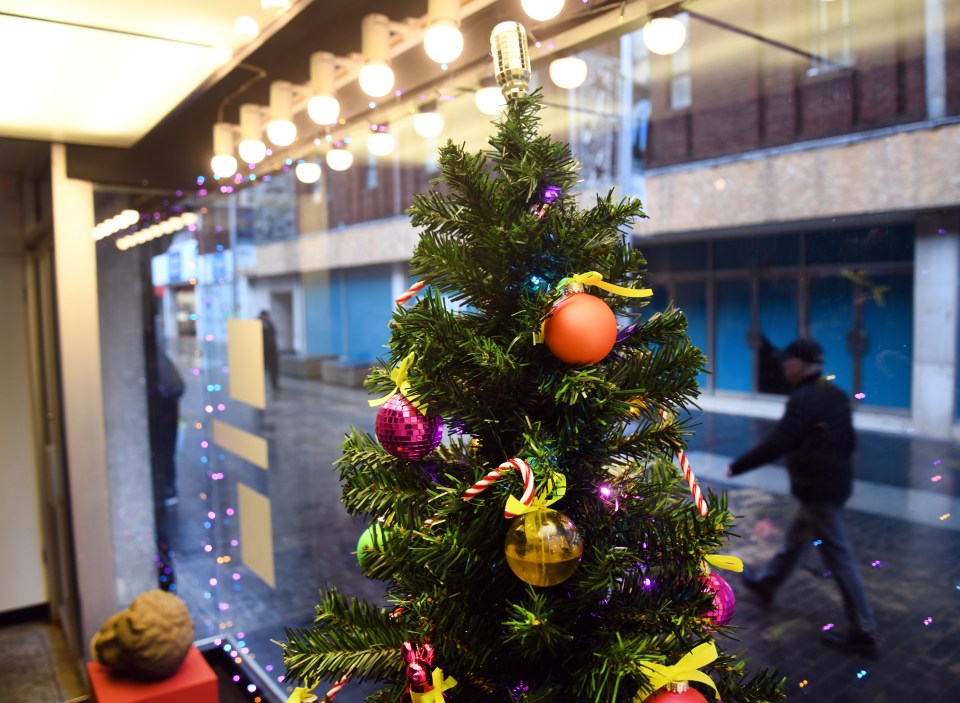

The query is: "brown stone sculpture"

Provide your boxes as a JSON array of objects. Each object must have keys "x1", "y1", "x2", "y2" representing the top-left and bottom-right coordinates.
[{"x1": 91, "y1": 589, "x2": 195, "y2": 680}]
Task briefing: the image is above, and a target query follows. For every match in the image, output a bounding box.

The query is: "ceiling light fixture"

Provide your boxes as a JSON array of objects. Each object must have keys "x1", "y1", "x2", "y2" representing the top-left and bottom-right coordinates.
[
  {"x1": 521, "y1": 0, "x2": 565, "y2": 22},
  {"x1": 549, "y1": 55, "x2": 588, "y2": 90},
  {"x1": 359, "y1": 14, "x2": 395, "y2": 98},
  {"x1": 295, "y1": 160, "x2": 322, "y2": 184},
  {"x1": 326, "y1": 145, "x2": 354, "y2": 171},
  {"x1": 424, "y1": 0, "x2": 464, "y2": 64},
  {"x1": 308, "y1": 51, "x2": 341, "y2": 125},
  {"x1": 413, "y1": 107, "x2": 444, "y2": 138},
  {"x1": 211, "y1": 122, "x2": 239, "y2": 178},
  {"x1": 367, "y1": 125, "x2": 396, "y2": 156},
  {"x1": 266, "y1": 80, "x2": 297, "y2": 147},
  {"x1": 642, "y1": 16, "x2": 687, "y2": 56},
  {"x1": 238, "y1": 104, "x2": 267, "y2": 164},
  {"x1": 474, "y1": 86, "x2": 507, "y2": 115}
]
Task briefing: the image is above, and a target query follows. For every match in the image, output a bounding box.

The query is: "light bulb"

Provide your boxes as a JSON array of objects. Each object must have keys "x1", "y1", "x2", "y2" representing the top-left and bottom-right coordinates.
[
  {"x1": 521, "y1": 0, "x2": 564, "y2": 22},
  {"x1": 181, "y1": 212, "x2": 199, "y2": 227},
  {"x1": 233, "y1": 16, "x2": 260, "y2": 42},
  {"x1": 549, "y1": 56, "x2": 588, "y2": 90},
  {"x1": 210, "y1": 154, "x2": 237, "y2": 178},
  {"x1": 359, "y1": 61, "x2": 395, "y2": 98},
  {"x1": 295, "y1": 161, "x2": 322, "y2": 184},
  {"x1": 367, "y1": 131, "x2": 396, "y2": 156},
  {"x1": 266, "y1": 119, "x2": 296, "y2": 147},
  {"x1": 238, "y1": 139, "x2": 266, "y2": 164},
  {"x1": 642, "y1": 17, "x2": 687, "y2": 56},
  {"x1": 120, "y1": 209, "x2": 140, "y2": 227},
  {"x1": 309, "y1": 52, "x2": 340, "y2": 125},
  {"x1": 413, "y1": 111, "x2": 444, "y2": 138},
  {"x1": 424, "y1": 22, "x2": 464, "y2": 64},
  {"x1": 326, "y1": 148, "x2": 353, "y2": 171},
  {"x1": 238, "y1": 104, "x2": 266, "y2": 163},
  {"x1": 474, "y1": 86, "x2": 507, "y2": 115},
  {"x1": 308, "y1": 95, "x2": 340, "y2": 125}
]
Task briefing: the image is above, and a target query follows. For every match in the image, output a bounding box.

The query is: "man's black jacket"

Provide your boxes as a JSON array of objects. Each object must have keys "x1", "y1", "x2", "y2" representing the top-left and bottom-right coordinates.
[{"x1": 729, "y1": 373, "x2": 856, "y2": 505}]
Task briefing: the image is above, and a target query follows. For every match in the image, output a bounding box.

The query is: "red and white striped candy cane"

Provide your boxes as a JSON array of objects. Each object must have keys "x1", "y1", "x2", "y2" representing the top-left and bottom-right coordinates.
[
  {"x1": 323, "y1": 675, "x2": 350, "y2": 701},
  {"x1": 396, "y1": 280, "x2": 426, "y2": 306},
  {"x1": 659, "y1": 409, "x2": 708, "y2": 518},
  {"x1": 423, "y1": 458, "x2": 534, "y2": 527},
  {"x1": 462, "y1": 458, "x2": 534, "y2": 518}
]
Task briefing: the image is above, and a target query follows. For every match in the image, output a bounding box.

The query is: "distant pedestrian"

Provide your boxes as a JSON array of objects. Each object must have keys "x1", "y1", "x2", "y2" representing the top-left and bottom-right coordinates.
[
  {"x1": 726, "y1": 337, "x2": 879, "y2": 656},
  {"x1": 259, "y1": 310, "x2": 279, "y2": 392}
]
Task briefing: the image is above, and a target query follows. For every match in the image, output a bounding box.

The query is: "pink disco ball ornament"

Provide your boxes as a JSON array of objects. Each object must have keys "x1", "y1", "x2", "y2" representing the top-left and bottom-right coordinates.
[
  {"x1": 375, "y1": 393, "x2": 443, "y2": 461},
  {"x1": 703, "y1": 571, "x2": 736, "y2": 627}
]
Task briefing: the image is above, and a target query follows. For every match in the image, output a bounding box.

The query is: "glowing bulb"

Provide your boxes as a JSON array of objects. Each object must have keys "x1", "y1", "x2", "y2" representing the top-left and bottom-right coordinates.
[
  {"x1": 424, "y1": 22, "x2": 463, "y2": 64},
  {"x1": 413, "y1": 111, "x2": 444, "y2": 138},
  {"x1": 474, "y1": 86, "x2": 506, "y2": 115},
  {"x1": 326, "y1": 148, "x2": 353, "y2": 171},
  {"x1": 642, "y1": 17, "x2": 687, "y2": 56},
  {"x1": 367, "y1": 131, "x2": 396, "y2": 156},
  {"x1": 295, "y1": 161, "x2": 321, "y2": 184},
  {"x1": 233, "y1": 16, "x2": 260, "y2": 42},
  {"x1": 238, "y1": 139, "x2": 266, "y2": 164},
  {"x1": 307, "y1": 95, "x2": 340, "y2": 125},
  {"x1": 521, "y1": 0, "x2": 564, "y2": 22},
  {"x1": 266, "y1": 119, "x2": 296, "y2": 147},
  {"x1": 359, "y1": 61, "x2": 395, "y2": 98},
  {"x1": 549, "y1": 56, "x2": 588, "y2": 89}
]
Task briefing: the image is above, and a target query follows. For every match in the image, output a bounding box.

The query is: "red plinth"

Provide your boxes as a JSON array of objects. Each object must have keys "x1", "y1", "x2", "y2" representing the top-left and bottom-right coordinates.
[{"x1": 86, "y1": 646, "x2": 219, "y2": 703}]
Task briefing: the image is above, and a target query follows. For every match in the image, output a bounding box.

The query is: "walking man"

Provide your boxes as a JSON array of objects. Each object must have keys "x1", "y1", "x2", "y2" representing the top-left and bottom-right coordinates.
[{"x1": 727, "y1": 337, "x2": 879, "y2": 656}]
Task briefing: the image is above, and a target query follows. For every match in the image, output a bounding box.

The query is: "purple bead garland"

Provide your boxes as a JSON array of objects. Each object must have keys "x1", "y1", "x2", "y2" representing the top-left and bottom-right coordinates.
[{"x1": 375, "y1": 393, "x2": 443, "y2": 461}]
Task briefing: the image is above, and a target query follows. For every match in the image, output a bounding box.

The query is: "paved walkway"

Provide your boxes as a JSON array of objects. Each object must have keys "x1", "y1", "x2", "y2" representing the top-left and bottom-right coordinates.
[{"x1": 162, "y1": 370, "x2": 960, "y2": 702}]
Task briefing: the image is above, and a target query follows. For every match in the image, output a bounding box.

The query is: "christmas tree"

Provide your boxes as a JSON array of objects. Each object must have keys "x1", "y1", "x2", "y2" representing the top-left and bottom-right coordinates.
[{"x1": 281, "y1": 22, "x2": 784, "y2": 703}]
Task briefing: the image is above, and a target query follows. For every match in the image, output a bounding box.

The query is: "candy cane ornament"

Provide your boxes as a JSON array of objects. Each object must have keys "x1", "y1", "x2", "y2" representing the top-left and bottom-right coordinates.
[
  {"x1": 396, "y1": 280, "x2": 426, "y2": 306},
  {"x1": 323, "y1": 675, "x2": 350, "y2": 701},
  {"x1": 658, "y1": 409, "x2": 708, "y2": 518},
  {"x1": 423, "y1": 458, "x2": 535, "y2": 527}
]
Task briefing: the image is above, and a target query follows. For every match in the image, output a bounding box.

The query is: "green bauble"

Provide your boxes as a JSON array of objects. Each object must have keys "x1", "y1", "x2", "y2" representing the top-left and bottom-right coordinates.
[{"x1": 356, "y1": 523, "x2": 390, "y2": 575}]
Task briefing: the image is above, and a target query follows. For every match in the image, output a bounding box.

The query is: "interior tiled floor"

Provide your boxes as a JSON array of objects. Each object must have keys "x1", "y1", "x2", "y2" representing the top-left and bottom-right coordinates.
[{"x1": 5, "y1": 369, "x2": 960, "y2": 702}]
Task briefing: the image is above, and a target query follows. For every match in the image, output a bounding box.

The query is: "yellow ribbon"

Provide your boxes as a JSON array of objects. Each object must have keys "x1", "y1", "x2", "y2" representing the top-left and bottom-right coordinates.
[
  {"x1": 504, "y1": 473, "x2": 567, "y2": 517},
  {"x1": 368, "y1": 352, "x2": 425, "y2": 410},
  {"x1": 556, "y1": 271, "x2": 653, "y2": 298},
  {"x1": 286, "y1": 683, "x2": 318, "y2": 703},
  {"x1": 704, "y1": 554, "x2": 743, "y2": 573},
  {"x1": 635, "y1": 641, "x2": 719, "y2": 701},
  {"x1": 409, "y1": 668, "x2": 458, "y2": 703}
]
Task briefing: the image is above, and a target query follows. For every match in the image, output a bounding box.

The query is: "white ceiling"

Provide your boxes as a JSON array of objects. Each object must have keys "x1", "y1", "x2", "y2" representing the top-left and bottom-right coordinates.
[{"x1": 0, "y1": 0, "x2": 293, "y2": 147}]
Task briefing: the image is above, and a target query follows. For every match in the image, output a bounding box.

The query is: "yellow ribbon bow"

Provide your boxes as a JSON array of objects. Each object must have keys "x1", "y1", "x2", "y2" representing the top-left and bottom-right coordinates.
[
  {"x1": 556, "y1": 271, "x2": 653, "y2": 298},
  {"x1": 635, "y1": 640, "x2": 719, "y2": 701},
  {"x1": 704, "y1": 554, "x2": 744, "y2": 572},
  {"x1": 409, "y1": 668, "x2": 458, "y2": 703},
  {"x1": 504, "y1": 473, "x2": 567, "y2": 517},
  {"x1": 368, "y1": 352, "x2": 425, "y2": 410},
  {"x1": 285, "y1": 683, "x2": 319, "y2": 703}
]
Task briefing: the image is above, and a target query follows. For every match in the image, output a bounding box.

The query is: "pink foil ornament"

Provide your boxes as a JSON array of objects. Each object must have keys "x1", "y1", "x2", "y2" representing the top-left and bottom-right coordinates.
[
  {"x1": 375, "y1": 393, "x2": 443, "y2": 461},
  {"x1": 703, "y1": 571, "x2": 736, "y2": 626}
]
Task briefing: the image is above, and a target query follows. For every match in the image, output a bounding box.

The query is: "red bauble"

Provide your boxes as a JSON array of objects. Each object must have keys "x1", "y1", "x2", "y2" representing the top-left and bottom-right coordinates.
[
  {"x1": 703, "y1": 571, "x2": 736, "y2": 627},
  {"x1": 644, "y1": 683, "x2": 709, "y2": 703},
  {"x1": 375, "y1": 393, "x2": 444, "y2": 461},
  {"x1": 543, "y1": 292, "x2": 618, "y2": 365}
]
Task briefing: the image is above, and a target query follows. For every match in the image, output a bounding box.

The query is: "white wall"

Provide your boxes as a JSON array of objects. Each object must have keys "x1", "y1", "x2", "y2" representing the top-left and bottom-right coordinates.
[{"x1": 0, "y1": 230, "x2": 47, "y2": 613}]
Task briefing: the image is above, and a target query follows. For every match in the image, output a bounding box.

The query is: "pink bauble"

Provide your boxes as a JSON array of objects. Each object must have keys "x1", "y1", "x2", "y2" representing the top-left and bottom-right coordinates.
[
  {"x1": 703, "y1": 571, "x2": 736, "y2": 626},
  {"x1": 375, "y1": 393, "x2": 443, "y2": 461}
]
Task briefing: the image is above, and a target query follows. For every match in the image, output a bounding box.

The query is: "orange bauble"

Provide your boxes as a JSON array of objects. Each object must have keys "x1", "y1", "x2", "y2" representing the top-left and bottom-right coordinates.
[{"x1": 543, "y1": 292, "x2": 618, "y2": 365}]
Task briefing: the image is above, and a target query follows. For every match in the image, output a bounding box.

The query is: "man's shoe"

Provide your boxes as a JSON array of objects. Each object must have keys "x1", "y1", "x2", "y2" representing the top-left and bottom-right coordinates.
[
  {"x1": 741, "y1": 565, "x2": 774, "y2": 606},
  {"x1": 821, "y1": 629, "x2": 880, "y2": 658}
]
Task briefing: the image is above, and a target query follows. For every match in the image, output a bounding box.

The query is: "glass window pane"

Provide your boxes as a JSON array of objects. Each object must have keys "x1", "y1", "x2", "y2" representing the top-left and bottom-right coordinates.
[
  {"x1": 806, "y1": 224, "x2": 914, "y2": 265},
  {"x1": 757, "y1": 278, "x2": 797, "y2": 394},
  {"x1": 675, "y1": 282, "x2": 709, "y2": 390},
  {"x1": 715, "y1": 280, "x2": 751, "y2": 391},
  {"x1": 809, "y1": 276, "x2": 854, "y2": 396},
  {"x1": 860, "y1": 274, "x2": 912, "y2": 408},
  {"x1": 714, "y1": 233, "x2": 799, "y2": 269}
]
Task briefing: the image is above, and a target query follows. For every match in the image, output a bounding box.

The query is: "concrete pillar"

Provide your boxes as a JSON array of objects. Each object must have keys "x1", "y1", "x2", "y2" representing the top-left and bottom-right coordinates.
[
  {"x1": 925, "y1": 0, "x2": 946, "y2": 119},
  {"x1": 911, "y1": 211, "x2": 960, "y2": 438}
]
